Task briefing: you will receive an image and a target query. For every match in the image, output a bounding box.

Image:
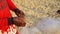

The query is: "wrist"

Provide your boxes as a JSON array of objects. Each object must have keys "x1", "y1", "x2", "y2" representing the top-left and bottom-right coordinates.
[
  {"x1": 14, "y1": 8, "x2": 20, "y2": 13},
  {"x1": 8, "y1": 17, "x2": 14, "y2": 25}
]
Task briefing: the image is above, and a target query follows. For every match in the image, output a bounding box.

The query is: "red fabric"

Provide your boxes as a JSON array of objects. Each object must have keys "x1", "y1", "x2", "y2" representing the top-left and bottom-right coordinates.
[
  {"x1": 0, "y1": 18, "x2": 8, "y2": 27},
  {"x1": 0, "y1": 0, "x2": 16, "y2": 18},
  {"x1": 0, "y1": 0, "x2": 18, "y2": 34},
  {"x1": 0, "y1": 18, "x2": 18, "y2": 34},
  {"x1": 6, "y1": 0, "x2": 17, "y2": 10},
  {"x1": 0, "y1": 18, "x2": 8, "y2": 32}
]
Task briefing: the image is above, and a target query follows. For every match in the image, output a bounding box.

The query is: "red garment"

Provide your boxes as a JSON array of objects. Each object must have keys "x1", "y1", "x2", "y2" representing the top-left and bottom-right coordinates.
[
  {"x1": 0, "y1": 0, "x2": 18, "y2": 34},
  {"x1": 0, "y1": 18, "x2": 18, "y2": 34},
  {"x1": 6, "y1": 0, "x2": 17, "y2": 10},
  {"x1": 0, "y1": 0, "x2": 16, "y2": 18}
]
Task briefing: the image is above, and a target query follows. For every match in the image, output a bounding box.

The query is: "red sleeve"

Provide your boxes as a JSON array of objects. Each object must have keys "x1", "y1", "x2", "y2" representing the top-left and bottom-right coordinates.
[{"x1": 6, "y1": 0, "x2": 17, "y2": 10}]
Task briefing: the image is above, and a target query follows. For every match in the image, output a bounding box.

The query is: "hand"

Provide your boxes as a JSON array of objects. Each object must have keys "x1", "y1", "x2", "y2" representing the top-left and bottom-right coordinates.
[
  {"x1": 13, "y1": 8, "x2": 26, "y2": 26},
  {"x1": 14, "y1": 8, "x2": 25, "y2": 17},
  {"x1": 13, "y1": 17, "x2": 26, "y2": 27}
]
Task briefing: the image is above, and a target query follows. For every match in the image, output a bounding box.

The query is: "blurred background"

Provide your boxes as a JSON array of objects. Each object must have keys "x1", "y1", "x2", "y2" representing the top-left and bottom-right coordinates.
[{"x1": 11, "y1": 0, "x2": 60, "y2": 34}]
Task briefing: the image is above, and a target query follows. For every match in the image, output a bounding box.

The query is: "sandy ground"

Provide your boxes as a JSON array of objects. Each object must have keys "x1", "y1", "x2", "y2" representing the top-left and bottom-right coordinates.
[
  {"x1": 11, "y1": 0, "x2": 60, "y2": 34},
  {"x1": 18, "y1": 17, "x2": 60, "y2": 34}
]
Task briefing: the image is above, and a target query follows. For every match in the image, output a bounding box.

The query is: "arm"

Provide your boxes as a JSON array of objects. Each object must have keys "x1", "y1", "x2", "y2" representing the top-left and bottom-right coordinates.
[
  {"x1": 7, "y1": 0, "x2": 26, "y2": 26},
  {"x1": 8, "y1": 17, "x2": 26, "y2": 27}
]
